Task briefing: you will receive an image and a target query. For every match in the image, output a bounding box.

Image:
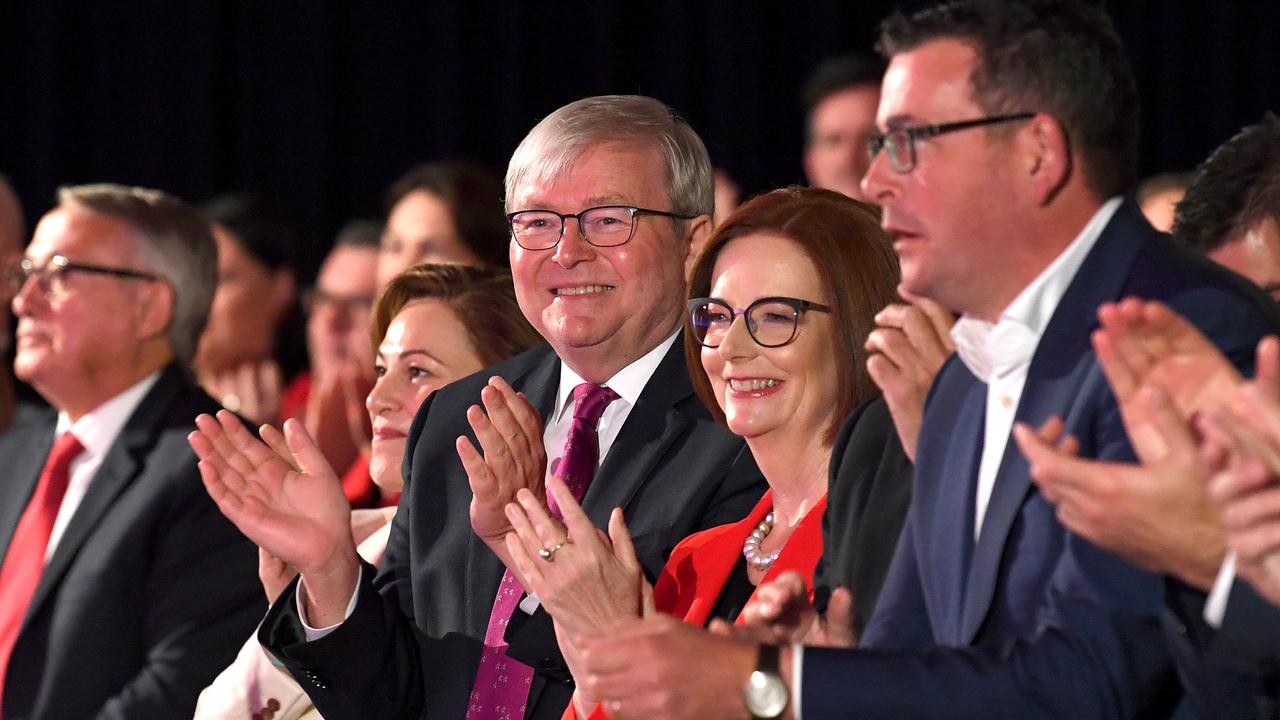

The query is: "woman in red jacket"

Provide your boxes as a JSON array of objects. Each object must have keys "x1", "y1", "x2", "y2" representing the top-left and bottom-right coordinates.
[{"x1": 501, "y1": 187, "x2": 905, "y2": 719}]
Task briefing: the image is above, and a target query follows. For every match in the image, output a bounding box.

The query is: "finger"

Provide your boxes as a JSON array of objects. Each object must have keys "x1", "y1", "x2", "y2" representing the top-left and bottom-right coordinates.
[
  {"x1": 865, "y1": 327, "x2": 916, "y2": 373},
  {"x1": 1034, "y1": 416, "x2": 1065, "y2": 446},
  {"x1": 480, "y1": 384, "x2": 533, "y2": 470},
  {"x1": 466, "y1": 402, "x2": 516, "y2": 485},
  {"x1": 607, "y1": 507, "x2": 641, "y2": 572},
  {"x1": 1258, "y1": 336, "x2": 1280, "y2": 400},
  {"x1": 457, "y1": 434, "x2": 498, "y2": 498},
  {"x1": 260, "y1": 424, "x2": 301, "y2": 473},
  {"x1": 1014, "y1": 422, "x2": 1095, "y2": 497},
  {"x1": 516, "y1": 486, "x2": 570, "y2": 549},
  {"x1": 490, "y1": 376, "x2": 546, "y2": 454},
  {"x1": 1092, "y1": 329, "x2": 1139, "y2": 404},
  {"x1": 548, "y1": 476, "x2": 598, "y2": 547},
  {"x1": 216, "y1": 409, "x2": 279, "y2": 473},
  {"x1": 826, "y1": 587, "x2": 856, "y2": 641},
  {"x1": 282, "y1": 418, "x2": 332, "y2": 477},
  {"x1": 913, "y1": 296, "x2": 958, "y2": 351},
  {"x1": 897, "y1": 306, "x2": 952, "y2": 369},
  {"x1": 1140, "y1": 386, "x2": 1199, "y2": 463},
  {"x1": 201, "y1": 411, "x2": 258, "y2": 479},
  {"x1": 237, "y1": 362, "x2": 260, "y2": 420},
  {"x1": 639, "y1": 578, "x2": 656, "y2": 617},
  {"x1": 1220, "y1": 485, "x2": 1280, "y2": 533},
  {"x1": 504, "y1": 529, "x2": 544, "y2": 591},
  {"x1": 1231, "y1": 520, "x2": 1280, "y2": 566}
]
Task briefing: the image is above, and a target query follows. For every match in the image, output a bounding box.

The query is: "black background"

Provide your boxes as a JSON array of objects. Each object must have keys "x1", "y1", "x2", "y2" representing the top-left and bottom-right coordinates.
[{"x1": 3, "y1": 0, "x2": 1277, "y2": 279}]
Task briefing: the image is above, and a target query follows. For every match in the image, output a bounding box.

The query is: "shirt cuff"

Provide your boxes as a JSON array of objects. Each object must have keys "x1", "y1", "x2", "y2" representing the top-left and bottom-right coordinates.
[
  {"x1": 1203, "y1": 552, "x2": 1237, "y2": 629},
  {"x1": 297, "y1": 565, "x2": 363, "y2": 641},
  {"x1": 519, "y1": 592, "x2": 541, "y2": 615},
  {"x1": 791, "y1": 643, "x2": 804, "y2": 720}
]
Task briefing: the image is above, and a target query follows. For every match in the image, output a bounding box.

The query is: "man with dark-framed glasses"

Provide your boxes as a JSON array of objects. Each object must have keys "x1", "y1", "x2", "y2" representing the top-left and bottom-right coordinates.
[
  {"x1": 564, "y1": 2, "x2": 1280, "y2": 719},
  {"x1": 0, "y1": 184, "x2": 260, "y2": 719},
  {"x1": 195, "y1": 95, "x2": 765, "y2": 720}
]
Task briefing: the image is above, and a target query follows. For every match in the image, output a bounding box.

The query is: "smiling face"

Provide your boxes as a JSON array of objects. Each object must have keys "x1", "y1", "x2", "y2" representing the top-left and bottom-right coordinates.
[
  {"x1": 365, "y1": 298, "x2": 484, "y2": 493},
  {"x1": 701, "y1": 233, "x2": 838, "y2": 446},
  {"x1": 861, "y1": 39, "x2": 1022, "y2": 318},
  {"x1": 509, "y1": 141, "x2": 693, "y2": 381}
]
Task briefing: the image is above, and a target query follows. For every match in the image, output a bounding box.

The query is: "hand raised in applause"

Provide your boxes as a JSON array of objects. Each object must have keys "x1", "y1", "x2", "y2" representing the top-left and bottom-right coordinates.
[
  {"x1": 188, "y1": 412, "x2": 358, "y2": 625},
  {"x1": 732, "y1": 570, "x2": 857, "y2": 647},
  {"x1": 459, "y1": 377, "x2": 548, "y2": 565},
  {"x1": 865, "y1": 290, "x2": 956, "y2": 461},
  {"x1": 503, "y1": 476, "x2": 651, "y2": 636},
  {"x1": 304, "y1": 358, "x2": 375, "y2": 476}
]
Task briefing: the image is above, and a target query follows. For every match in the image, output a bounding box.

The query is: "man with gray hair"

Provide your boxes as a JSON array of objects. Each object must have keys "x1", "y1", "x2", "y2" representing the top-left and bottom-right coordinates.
[
  {"x1": 193, "y1": 95, "x2": 765, "y2": 719},
  {"x1": 0, "y1": 184, "x2": 261, "y2": 718}
]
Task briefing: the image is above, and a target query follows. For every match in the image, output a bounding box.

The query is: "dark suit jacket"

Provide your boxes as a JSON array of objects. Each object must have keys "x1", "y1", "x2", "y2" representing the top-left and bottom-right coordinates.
[
  {"x1": 0, "y1": 365, "x2": 262, "y2": 720},
  {"x1": 801, "y1": 200, "x2": 1280, "y2": 718},
  {"x1": 261, "y1": 339, "x2": 766, "y2": 719},
  {"x1": 812, "y1": 397, "x2": 914, "y2": 636},
  {"x1": 1165, "y1": 576, "x2": 1280, "y2": 719}
]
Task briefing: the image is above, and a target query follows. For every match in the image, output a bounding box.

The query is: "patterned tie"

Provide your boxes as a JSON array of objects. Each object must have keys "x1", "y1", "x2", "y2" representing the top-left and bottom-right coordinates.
[
  {"x1": 466, "y1": 383, "x2": 620, "y2": 720},
  {"x1": 0, "y1": 432, "x2": 84, "y2": 711}
]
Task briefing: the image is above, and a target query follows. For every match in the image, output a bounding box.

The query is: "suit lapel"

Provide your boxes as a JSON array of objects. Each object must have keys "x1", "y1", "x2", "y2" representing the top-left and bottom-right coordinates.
[
  {"x1": 957, "y1": 202, "x2": 1150, "y2": 643},
  {"x1": 0, "y1": 420, "x2": 57, "y2": 556},
  {"x1": 25, "y1": 368, "x2": 182, "y2": 623},
  {"x1": 582, "y1": 337, "x2": 695, "y2": 526}
]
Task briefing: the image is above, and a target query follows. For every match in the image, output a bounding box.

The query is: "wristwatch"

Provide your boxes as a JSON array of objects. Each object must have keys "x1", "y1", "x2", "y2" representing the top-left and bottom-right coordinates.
[{"x1": 743, "y1": 643, "x2": 789, "y2": 719}]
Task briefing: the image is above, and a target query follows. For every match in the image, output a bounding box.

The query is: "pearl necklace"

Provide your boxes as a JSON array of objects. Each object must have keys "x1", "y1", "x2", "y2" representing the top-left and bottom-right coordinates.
[{"x1": 743, "y1": 511, "x2": 781, "y2": 571}]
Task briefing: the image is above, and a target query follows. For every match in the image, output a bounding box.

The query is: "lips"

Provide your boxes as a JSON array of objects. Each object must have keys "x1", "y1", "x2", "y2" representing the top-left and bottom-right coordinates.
[
  {"x1": 724, "y1": 377, "x2": 784, "y2": 398},
  {"x1": 372, "y1": 426, "x2": 406, "y2": 440}
]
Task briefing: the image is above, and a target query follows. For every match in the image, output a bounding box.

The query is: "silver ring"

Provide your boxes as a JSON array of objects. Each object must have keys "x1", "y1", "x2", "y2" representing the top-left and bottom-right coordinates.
[{"x1": 538, "y1": 541, "x2": 566, "y2": 562}]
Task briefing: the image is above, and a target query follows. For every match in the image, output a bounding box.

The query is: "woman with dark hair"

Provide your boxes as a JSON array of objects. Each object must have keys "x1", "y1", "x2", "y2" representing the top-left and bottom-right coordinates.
[
  {"x1": 499, "y1": 187, "x2": 913, "y2": 719},
  {"x1": 192, "y1": 263, "x2": 542, "y2": 720}
]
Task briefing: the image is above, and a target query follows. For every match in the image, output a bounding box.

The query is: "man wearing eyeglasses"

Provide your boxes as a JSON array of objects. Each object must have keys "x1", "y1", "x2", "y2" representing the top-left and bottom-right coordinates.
[
  {"x1": 560, "y1": 2, "x2": 1280, "y2": 720},
  {"x1": 0, "y1": 184, "x2": 260, "y2": 719},
  {"x1": 194, "y1": 95, "x2": 765, "y2": 720}
]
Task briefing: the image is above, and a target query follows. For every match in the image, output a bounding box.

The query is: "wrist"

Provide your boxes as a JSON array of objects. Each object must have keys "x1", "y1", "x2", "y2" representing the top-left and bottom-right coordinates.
[{"x1": 300, "y1": 546, "x2": 360, "y2": 625}]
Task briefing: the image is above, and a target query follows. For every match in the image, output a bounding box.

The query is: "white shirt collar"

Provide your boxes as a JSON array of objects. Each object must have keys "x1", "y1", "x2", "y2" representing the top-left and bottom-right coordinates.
[
  {"x1": 55, "y1": 371, "x2": 163, "y2": 455},
  {"x1": 554, "y1": 331, "x2": 680, "y2": 421},
  {"x1": 951, "y1": 197, "x2": 1123, "y2": 382}
]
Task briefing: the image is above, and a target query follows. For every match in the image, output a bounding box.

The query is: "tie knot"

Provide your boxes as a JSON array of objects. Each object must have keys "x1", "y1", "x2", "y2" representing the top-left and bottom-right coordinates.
[
  {"x1": 48, "y1": 432, "x2": 84, "y2": 470},
  {"x1": 571, "y1": 383, "x2": 619, "y2": 427}
]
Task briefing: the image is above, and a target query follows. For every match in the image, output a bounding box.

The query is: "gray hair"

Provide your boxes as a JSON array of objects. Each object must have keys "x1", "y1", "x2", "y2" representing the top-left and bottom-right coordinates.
[
  {"x1": 504, "y1": 95, "x2": 714, "y2": 218},
  {"x1": 58, "y1": 184, "x2": 217, "y2": 368}
]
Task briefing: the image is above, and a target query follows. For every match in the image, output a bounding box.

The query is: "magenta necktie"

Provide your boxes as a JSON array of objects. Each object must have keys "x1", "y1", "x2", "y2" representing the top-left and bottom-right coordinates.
[
  {"x1": 0, "y1": 433, "x2": 83, "y2": 715},
  {"x1": 466, "y1": 383, "x2": 619, "y2": 720}
]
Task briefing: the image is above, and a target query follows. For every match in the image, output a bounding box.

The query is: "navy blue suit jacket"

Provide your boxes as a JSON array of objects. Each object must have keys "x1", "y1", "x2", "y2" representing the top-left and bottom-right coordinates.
[{"x1": 802, "y1": 201, "x2": 1280, "y2": 719}]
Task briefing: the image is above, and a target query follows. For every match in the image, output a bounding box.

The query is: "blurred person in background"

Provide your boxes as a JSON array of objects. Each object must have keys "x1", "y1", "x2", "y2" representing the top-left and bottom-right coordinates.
[
  {"x1": 196, "y1": 194, "x2": 305, "y2": 425},
  {"x1": 802, "y1": 52, "x2": 885, "y2": 202},
  {"x1": 0, "y1": 175, "x2": 28, "y2": 433},
  {"x1": 193, "y1": 263, "x2": 542, "y2": 720}
]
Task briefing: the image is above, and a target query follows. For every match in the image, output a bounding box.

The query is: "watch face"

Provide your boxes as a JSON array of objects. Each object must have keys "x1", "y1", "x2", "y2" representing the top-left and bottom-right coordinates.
[{"x1": 744, "y1": 670, "x2": 789, "y2": 718}]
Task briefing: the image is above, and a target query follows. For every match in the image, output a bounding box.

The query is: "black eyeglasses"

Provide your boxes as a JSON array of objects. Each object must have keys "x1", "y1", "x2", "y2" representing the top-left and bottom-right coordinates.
[
  {"x1": 868, "y1": 112, "x2": 1036, "y2": 173},
  {"x1": 6, "y1": 255, "x2": 159, "y2": 300},
  {"x1": 506, "y1": 205, "x2": 697, "y2": 250},
  {"x1": 688, "y1": 296, "x2": 831, "y2": 348}
]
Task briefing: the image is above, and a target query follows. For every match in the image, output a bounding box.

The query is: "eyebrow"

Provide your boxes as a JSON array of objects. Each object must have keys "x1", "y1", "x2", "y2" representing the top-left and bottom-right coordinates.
[
  {"x1": 520, "y1": 194, "x2": 629, "y2": 210},
  {"x1": 881, "y1": 114, "x2": 922, "y2": 131},
  {"x1": 377, "y1": 348, "x2": 447, "y2": 366}
]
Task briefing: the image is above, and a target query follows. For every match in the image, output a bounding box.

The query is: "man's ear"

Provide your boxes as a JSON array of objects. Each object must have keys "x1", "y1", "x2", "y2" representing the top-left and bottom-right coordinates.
[
  {"x1": 1021, "y1": 113, "x2": 1072, "y2": 205},
  {"x1": 683, "y1": 215, "x2": 715, "y2": 282},
  {"x1": 135, "y1": 280, "x2": 174, "y2": 341}
]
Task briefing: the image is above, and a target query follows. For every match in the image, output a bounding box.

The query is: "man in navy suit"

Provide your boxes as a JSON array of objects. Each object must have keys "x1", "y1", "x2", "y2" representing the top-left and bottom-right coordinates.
[{"x1": 565, "y1": 2, "x2": 1280, "y2": 718}]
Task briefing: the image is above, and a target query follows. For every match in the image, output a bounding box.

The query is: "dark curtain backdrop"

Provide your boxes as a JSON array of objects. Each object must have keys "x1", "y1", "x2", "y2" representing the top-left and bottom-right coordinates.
[{"x1": 2, "y1": 0, "x2": 1277, "y2": 277}]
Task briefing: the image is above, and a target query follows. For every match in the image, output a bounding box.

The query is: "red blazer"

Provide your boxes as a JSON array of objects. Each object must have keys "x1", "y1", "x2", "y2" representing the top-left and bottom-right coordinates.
[{"x1": 569, "y1": 490, "x2": 827, "y2": 720}]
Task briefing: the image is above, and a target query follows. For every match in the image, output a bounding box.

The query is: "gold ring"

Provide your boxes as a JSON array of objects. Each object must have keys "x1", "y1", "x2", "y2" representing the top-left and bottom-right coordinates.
[{"x1": 538, "y1": 541, "x2": 566, "y2": 562}]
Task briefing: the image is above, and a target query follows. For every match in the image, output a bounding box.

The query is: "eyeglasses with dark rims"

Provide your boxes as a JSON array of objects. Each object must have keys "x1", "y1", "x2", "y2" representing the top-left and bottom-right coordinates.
[
  {"x1": 868, "y1": 112, "x2": 1036, "y2": 174},
  {"x1": 506, "y1": 205, "x2": 696, "y2": 250},
  {"x1": 5, "y1": 255, "x2": 159, "y2": 300},
  {"x1": 687, "y1": 296, "x2": 832, "y2": 349}
]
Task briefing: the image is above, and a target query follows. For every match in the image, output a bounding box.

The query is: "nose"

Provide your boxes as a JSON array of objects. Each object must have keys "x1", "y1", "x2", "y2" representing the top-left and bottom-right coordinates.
[
  {"x1": 860, "y1": 144, "x2": 899, "y2": 204},
  {"x1": 365, "y1": 372, "x2": 401, "y2": 417},
  {"x1": 716, "y1": 314, "x2": 758, "y2": 362},
  {"x1": 551, "y1": 217, "x2": 597, "y2": 268},
  {"x1": 11, "y1": 271, "x2": 44, "y2": 317}
]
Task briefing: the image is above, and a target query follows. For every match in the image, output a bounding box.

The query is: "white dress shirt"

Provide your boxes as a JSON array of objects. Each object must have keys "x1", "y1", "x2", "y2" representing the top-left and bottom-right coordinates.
[
  {"x1": 45, "y1": 371, "x2": 161, "y2": 561},
  {"x1": 1204, "y1": 552, "x2": 1237, "y2": 628},
  {"x1": 791, "y1": 197, "x2": 1122, "y2": 718},
  {"x1": 300, "y1": 331, "x2": 680, "y2": 636},
  {"x1": 952, "y1": 197, "x2": 1121, "y2": 540}
]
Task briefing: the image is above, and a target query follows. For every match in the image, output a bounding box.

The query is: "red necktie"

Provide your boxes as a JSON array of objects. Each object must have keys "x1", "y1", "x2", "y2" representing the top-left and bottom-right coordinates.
[
  {"x1": 465, "y1": 384, "x2": 619, "y2": 719},
  {"x1": 0, "y1": 432, "x2": 84, "y2": 711}
]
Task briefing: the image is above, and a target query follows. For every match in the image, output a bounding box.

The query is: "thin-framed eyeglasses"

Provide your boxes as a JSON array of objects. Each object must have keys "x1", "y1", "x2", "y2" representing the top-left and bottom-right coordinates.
[
  {"x1": 5, "y1": 255, "x2": 160, "y2": 300},
  {"x1": 688, "y1": 296, "x2": 832, "y2": 349},
  {"x1": 507, "y1": 205, "x2": 697, "y2": 250},
  {"x1": 868, "y1": 112, "x2": 1036, "y2": 173}
]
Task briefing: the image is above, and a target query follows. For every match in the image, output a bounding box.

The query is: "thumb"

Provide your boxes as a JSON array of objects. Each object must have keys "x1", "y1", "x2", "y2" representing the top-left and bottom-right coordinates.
[
  {"x1": 283, "y1": 418, "x2": 332, "y2": 477},
  {"x1": 825, "y1": 587, "x2": 857, "y2": 645}
]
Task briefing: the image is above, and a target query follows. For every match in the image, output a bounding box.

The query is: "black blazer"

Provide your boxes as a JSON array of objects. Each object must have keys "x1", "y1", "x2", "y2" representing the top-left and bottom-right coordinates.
[
  {"x1": 0, "y1": 365, "x2": 262, "y2": 720},
  {"x1": 262, "y1": 339, "x2": 767, "y2": 720},
  {"x1": 812, "y1": 397, "x2": 914, "y2": 636}
]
